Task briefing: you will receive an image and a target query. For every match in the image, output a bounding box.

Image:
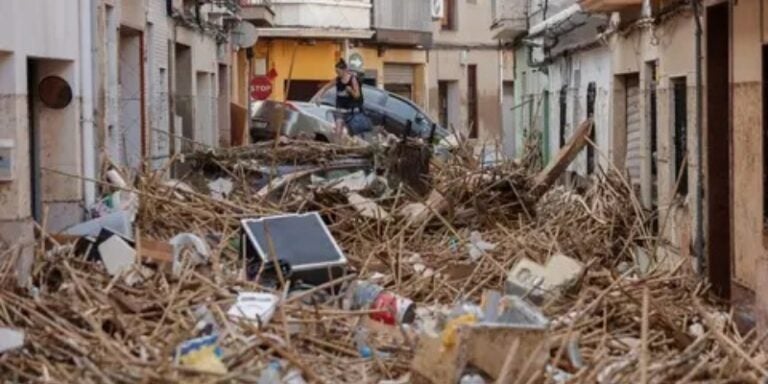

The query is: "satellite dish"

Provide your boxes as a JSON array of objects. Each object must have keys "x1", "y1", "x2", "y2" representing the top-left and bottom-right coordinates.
[{"x1": 232, "y1": 21, "x2": 258, "y2": 48}]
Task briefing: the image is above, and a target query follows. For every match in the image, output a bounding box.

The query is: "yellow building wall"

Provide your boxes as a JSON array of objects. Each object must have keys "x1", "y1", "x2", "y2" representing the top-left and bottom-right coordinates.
[
  {"x1": 237, "y1": 41, "x2": 429, "y2": 107},
  {"x1": 255, "y1": 40, "x2": 342, "y2": 101}
]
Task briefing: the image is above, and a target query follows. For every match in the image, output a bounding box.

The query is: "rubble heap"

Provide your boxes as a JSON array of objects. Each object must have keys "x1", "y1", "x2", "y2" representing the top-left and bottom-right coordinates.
[{"x1": 0, "y1": 136, "x2": 766, "y2": 383}]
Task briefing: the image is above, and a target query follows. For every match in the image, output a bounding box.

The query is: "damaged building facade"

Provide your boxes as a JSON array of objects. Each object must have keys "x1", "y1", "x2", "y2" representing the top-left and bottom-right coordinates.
[
  {"x1": 494, "y1": 0, "x2": 768, "y2": 331},
  {"x1": 0, "y1": 0, "x2": 239, "y2": 274},
  {"x1": 238, "y1": 0, "x2": 510, "y2": 143}
]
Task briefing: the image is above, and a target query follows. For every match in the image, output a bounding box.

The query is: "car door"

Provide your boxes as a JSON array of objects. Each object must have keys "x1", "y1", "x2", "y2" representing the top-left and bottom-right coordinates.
[{"x1": 382, "y1": 95, "x2": 434, "y2": 137}]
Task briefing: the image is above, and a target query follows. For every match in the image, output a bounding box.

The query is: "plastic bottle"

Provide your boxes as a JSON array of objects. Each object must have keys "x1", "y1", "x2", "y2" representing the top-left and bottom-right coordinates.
[
  {"x1": 257, "y1": 361, "x2": 282, "y2": 384},
  {"x1": 355, "y1": 327, "x2": 373, "y2": 358},
  {"x1": 283, "y1": 368, "x2": 308, "y2": 384}
]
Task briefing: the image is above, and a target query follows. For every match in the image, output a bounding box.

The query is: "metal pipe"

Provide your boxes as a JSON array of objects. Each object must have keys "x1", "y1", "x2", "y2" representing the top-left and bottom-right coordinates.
[
  {"x1": 80, "y1": 0, "x2": 96, "y2": 206},
  {"x1": 692, "y1": 0, "x2": 705, "y2": 273}
]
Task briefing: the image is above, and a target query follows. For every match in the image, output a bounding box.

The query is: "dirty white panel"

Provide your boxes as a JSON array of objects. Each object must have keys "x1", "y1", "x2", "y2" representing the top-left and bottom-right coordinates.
[
  {"x1": 384, "y1": 64, "x2": 415, "y2": 85},
  {"x1": 625, "y1": 78, "x2": 642, "y2": 190}
]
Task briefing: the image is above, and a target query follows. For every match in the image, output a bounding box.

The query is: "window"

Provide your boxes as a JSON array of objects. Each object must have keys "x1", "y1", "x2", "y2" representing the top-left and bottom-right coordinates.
[
  {"x1": 468, "y1": 65, "x2": 479, "y2": 138},
  {"x1": 385, "y1": 96, "x2": 418, "y2": 122},
  {"x1": 442, "y1": 0, "x2": 456, "y2": 30},
  {"x1": 672, "y1": 77, "x2": 688, "y2": 197}
]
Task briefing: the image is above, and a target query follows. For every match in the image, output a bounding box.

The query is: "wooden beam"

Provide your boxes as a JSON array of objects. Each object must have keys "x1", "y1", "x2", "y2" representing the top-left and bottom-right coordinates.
[{"x1": 530, "y1": 118, "x2": 594, "y2": 198}]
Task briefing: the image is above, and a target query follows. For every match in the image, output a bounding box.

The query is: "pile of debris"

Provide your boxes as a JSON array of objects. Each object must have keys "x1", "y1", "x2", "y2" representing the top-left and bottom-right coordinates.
[{"x1": 1, "y1": 124, "x2": 767, "y2": 383}]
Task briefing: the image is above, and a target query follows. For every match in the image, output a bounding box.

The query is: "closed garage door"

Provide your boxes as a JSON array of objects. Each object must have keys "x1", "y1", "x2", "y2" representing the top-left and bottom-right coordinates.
[
  {"x1": 625, "y1": 76, "x2": 642, "y2": 193},
  {"x1": 384, "y1": 64, "x2": 414, "y2": 100}
]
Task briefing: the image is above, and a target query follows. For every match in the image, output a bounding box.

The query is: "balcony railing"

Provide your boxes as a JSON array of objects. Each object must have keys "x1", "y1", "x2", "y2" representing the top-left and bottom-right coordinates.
[{"x1": 373, "y1": 0, "x2": 431, "y2": 33}]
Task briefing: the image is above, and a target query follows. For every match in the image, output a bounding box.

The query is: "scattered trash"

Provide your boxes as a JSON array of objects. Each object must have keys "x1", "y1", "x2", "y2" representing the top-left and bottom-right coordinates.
[
  {"x1": 175, "y1": 334, "x2": 227, "y2": 375},
  {"x1": 459, "y1": 373, "x2": 487, "y2": 384},
  {"x1": 505, "y1": 253, "x2": 585, "y2": 303},
  {"x1": 257, "y1": 361, "x2": 282, "y2": 384},
  {"x1": 208, "y1": 177, "x2": 234, "y2": 200},
  {"x1": 0, "y1": 328, "x2": 24, "y2": 353},
  {"x1": 466, "y1": 231, "x2": 496, "y2": 261},
  {"x1": 227, "y1": 292, "x2": 279, "y2": 328},
  {"x1": 283, "y1": 368, "x2": 308, "y2": 384},
  {"x1": 689, "y1": 322, "x2": 705, "y2": 338},
  {"x1": 63, "y1": 210, "x2": 134, "y2": 240},
  {"x1": 349, "y1": 281, "x2": 416, "y2": 326},
  {"x1": 346, "y1": 192, "x2": 391, "y2": 220},
  {"x1": 97, "y1": 235, "x2": 136, "y2": 276},
  {"x1": 170, "y1": 233, "x2": 211, "y2": 276},
  {"x1": 546, "y1": 364, "x2": 574, "y2": 383}
]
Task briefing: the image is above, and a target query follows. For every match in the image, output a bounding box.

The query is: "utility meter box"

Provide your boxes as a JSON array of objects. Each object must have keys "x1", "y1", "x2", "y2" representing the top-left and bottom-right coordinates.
[{"x1": 0, "y1": 139, "x2": 14, "y2": 181}]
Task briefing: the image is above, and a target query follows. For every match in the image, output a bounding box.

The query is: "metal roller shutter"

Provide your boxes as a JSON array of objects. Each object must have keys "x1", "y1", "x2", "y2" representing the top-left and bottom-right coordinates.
[
  {"x1": 384, "y1": 64, "x2": 415, "y2": 85},
  {"x1": 625, "y1": 77, "x2": 642, "y2": 190}
]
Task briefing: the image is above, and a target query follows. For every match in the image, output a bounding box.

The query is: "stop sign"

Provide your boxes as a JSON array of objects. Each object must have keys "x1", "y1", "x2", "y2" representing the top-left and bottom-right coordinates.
[{"x1": 250, "y1": 76, "x2": 273, "y2": 100}]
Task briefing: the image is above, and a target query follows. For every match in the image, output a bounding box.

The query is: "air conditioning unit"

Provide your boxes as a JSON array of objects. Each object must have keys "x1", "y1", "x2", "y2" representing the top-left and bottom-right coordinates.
[{"x1": 431, "y1": 0, "x2": 444, "y2": 19}]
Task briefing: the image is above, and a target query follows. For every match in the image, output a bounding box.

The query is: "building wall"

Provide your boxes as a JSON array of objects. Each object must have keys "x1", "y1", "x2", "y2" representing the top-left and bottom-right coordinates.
[
  {"x1": 148, "y1": 0, "x2": 172, "y2": 169},
  {"x1": 731, "y1": 0, "x2": 763, "y2": 290},
  {"x1": 611, "y1": 13, "x2": 698, "y2": 266},
  {"x1": 0, "y1": 0, "x2": 86, "y2": 278},
  {"x1": 428, "y1": 0, "x2": 504, "y2": 142}
]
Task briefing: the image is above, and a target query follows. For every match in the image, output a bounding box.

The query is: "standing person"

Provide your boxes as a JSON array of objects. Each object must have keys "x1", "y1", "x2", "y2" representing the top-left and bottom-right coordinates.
[{"x1": 324, "y1": 59, "x2": 371, "y2": 139}]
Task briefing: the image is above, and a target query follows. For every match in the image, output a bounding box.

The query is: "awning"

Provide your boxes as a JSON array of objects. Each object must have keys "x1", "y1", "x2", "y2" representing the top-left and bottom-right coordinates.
[{"x1": 254, "y1": 27, "x2": 375, "y2": 40}]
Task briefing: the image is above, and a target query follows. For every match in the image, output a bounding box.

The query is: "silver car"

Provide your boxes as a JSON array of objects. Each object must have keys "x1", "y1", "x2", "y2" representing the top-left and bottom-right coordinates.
[{"x1": 250, "y1": 100, "x2": 337, "y2": 143}]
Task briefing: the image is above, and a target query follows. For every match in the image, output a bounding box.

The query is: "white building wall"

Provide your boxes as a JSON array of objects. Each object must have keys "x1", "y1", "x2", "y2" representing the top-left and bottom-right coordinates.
[
  {"x1": 0, "y1": 0, "x2": 88, "y2": 279},
  {"x1": 148, "y1": 0, "x2": 171, "y2": 169},
  {"x1": 272, "y1": 0, "x2": 372, "y2": 30},
  {"x1": 548, "y1": 47, "x2": 613, "y2": 175}
]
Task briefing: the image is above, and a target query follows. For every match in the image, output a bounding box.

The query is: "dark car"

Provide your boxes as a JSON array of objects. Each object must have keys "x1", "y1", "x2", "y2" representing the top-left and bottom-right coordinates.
[{"x1": 311, "y1": 84, "x2": 450, "y2": 140}]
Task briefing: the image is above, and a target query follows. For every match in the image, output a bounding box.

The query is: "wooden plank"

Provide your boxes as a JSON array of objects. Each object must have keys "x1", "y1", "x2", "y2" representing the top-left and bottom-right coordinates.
[
  {"x1": 138, "y1": 236, "x2": 173, "y2": 265},
  {"x1": 530, "y1": 118, "x2": 594, "y2": 198}
]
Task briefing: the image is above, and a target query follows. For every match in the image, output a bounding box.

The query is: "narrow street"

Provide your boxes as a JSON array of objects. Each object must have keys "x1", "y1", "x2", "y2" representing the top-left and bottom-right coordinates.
[{"x1": 1, "y1": 0, "x2": 768, "y2": 383}]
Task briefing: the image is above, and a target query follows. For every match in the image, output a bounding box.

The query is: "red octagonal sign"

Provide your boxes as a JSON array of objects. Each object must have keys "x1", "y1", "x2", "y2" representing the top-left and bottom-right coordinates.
[{"x1": 250, "y1": 76, "x2": 273, "y2": 100}]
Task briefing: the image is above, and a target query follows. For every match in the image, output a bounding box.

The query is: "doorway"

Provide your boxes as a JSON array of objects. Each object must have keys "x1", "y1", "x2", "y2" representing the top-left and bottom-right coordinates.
[
  {"x1": 468, "y1": 64, "x2": 479, "y2": 139},
  {"x1": 118, "y1": 27, "x2": 145, "y2": 169},
  {"x1": 196, "y1": 71, "x2": 214, "y2": 147},
  {"x1": 705, "y1": 1, "x2": 731, "y2": 299},
  {"x1": 672, "y1": 77, "x2": 688, "y2": 197},
  {"x1": 502, "y1": 81, "x2": 515, "y2": 155},
  {"x1": 218, "y1": 64, "x2": 230, "y2": 147},
  {"x1": 174, "y1": 43, "x2": 193, "y2": 152},
  {"x1": 646, "y1": 62, "x2": 659, "y2": 214},
  {"x1": 27, "y1": 60, "x2": 41, "y2": 223},
  {"x1": 27, "y1": 58, "x2": 81, "y2": 230}
]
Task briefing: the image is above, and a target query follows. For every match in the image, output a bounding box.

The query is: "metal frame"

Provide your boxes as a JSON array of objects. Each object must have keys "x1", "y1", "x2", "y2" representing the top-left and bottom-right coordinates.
[{"x1": 240, "y1": 212, "x2": 348, "y2": 272}]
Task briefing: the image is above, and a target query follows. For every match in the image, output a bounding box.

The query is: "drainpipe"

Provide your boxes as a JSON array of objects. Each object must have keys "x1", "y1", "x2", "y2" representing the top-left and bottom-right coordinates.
[
  {"x1": 692, "y1": 0, "x2": 705, "y2": 273},
  {"x1": 80, "y1": 0, "x2": 96, "y2": 207}
]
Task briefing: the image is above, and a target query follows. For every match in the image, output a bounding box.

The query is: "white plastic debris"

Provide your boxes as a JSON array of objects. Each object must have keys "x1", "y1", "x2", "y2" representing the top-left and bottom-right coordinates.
[
  {"x1": 0, "y1": 328, "x2": 24, "y2": 353},
  {"x1": 466, "y1": 231, "x2": 496, "y2": 261},
  {"x1": 64, "y1": 210, "x2": 134, "y2": 240},
  {"x1": 689, "y1": 323, "x2": 705, "y2": 338},
  {"x1": 227, "y1": 292, "x2": 279, "y2": 328},
  {"x1": 208, "y1": 178, "x2": 234, "y2": 201},
  {"x1": 170, "y1": 233, "x2": 211, "y2": 276},
  {"x1": 98, "y1": 235, "x2": 136, "y2": 276}
]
